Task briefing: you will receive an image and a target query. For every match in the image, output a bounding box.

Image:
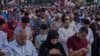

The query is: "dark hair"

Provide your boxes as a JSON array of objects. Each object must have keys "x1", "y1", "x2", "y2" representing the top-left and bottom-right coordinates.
[
  {"x1": 79, "y1": 27, "x2": 88, "y2": 34},
  {"x1": 0, "y1": 19, "x2": 5, "y2": 25},
  {"x1": 62, "y1": 18, "x2": 69, "y2": 23},
  {"x1": 21, "y1": 16, "x2": 29, "y2": 23},
  {"x1": 20, "y1": 9, "x2": 24, "y2": 13},
  {"x1": 46, "y1": 30, "x2": 59, "y2": 41},
  {"x1": 24, "y1": 12, "x2": 29, "y2": 16},
  {"x1": 81, "y1": 19, "x2": 90, "y2": 25},
  {"x1": 40, "y1": 24, "x2": 48, "y2": 30},
  {"x1": 95, "y1": 17, "x2": 100, "y2": 21}
]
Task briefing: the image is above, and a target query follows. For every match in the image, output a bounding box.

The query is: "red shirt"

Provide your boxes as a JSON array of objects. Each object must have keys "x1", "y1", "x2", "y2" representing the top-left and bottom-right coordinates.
[{"x1": 67, "y1": 34, "x2": 88, "y2": 56}]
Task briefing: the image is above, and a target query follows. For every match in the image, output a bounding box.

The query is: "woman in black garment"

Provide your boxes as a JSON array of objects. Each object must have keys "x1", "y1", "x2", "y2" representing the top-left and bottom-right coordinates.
[{"x1": 39, "y1": 30, "x2": 66, "y2": 56}]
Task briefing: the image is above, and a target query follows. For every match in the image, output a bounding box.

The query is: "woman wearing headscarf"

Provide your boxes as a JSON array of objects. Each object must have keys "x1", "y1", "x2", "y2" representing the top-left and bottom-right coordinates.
[{"x1": 39, "y1": 30, "x2": 66, "y2": 56}]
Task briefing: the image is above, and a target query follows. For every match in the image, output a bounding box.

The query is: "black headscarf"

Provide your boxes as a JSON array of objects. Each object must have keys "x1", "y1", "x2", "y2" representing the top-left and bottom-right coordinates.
[{"x1": 46, "y1": 30, "x2": 59, "y2": 45}]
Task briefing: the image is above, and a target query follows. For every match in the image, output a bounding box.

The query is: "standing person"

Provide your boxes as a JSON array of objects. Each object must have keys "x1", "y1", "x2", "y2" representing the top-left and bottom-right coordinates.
[
  {"x1": 9, "y1": 29, "x2": 37, "y2": 56},
  {"x1": 39, "y1": 30, "x2": 66, "y2": 56},
  {"x1": 0, "y1": 18, "x2": 11, "y2": 56},
  {"x1": 90, "y1": 17, "x2": 100, "y2": 56},
  {"x1": 50, "y1": 13, "x2": 63, "y2": 31},
  {"x1": 77, "y1": 19, "x2": 94, "y2": 56},
  {"x1": 14, "y1": 16, "x2": 33, "y2": 41},
  {"x1": 67, "y1": 27, "x2": 89, "y2": 56},
  {"x1": 69, "y1": 13, "x2": 76, "y2": 30},
  {"x1": 58, "y1": 18, "x2": 75, "y2": 55},
  {"x1": 35, "y1": 24, "x2": 48, "y2": 49},
  {"x1": 34, "y1": 9, "x2": 50, "y2": 35}
]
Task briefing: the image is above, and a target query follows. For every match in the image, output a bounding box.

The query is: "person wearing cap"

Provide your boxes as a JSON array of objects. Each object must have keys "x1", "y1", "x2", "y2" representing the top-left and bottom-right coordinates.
[
  {"x1": 58, "y1": 18, "x2": 75, "y2": 56},
  {"x1": 39, "y1": 30, "x2": 66, "y2": 56}
]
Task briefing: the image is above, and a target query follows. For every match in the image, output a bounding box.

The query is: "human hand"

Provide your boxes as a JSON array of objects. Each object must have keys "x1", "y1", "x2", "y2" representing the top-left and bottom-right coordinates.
[
  {"x1": 49, "y1": 48, "x2": 61, "y2": 55},
  {"x1": 81, "y1": 48, "x2": 88, "y2": 53}
]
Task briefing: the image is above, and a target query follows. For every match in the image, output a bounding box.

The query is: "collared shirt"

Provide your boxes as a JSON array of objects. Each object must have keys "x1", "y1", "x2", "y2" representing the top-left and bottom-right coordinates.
[
  {"x1": 9, "y1": 40, "x2": 37, "y2": 56},
  {"x1": 67, "y1": 34, "x2": 88, "y2": 56}
]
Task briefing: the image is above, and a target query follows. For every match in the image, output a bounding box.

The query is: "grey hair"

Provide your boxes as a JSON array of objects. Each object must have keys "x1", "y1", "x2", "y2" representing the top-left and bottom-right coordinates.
[{"x1": 16, "y1": 28, "x2": 26, "y2": 36}]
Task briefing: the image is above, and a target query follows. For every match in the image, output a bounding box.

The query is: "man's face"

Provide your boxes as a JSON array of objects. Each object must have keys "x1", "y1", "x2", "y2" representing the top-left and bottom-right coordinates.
[
  {"x1": 64, "y1": 20, "x2": 70, "y2": 28},
  {"x1": 78, "y1": 32, "x2": 87, "y2": 39},
  {"x1": 17, "y1": 31, "x2": 27, "y2": 45}
]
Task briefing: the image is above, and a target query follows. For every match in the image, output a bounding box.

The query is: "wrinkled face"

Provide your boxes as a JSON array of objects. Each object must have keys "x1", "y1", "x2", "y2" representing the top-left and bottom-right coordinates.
[
  {"x1": 64, "y1": 20, "x2": 70, "y2": 28},
  {"x1": 17, "y1": 30, "x2": 27, "y2": 45},
  {"x1": 78, "y1": 32, "x2": 87, "y2": 39},
  {"x1": 51, "y1": 38, "x2": 59, "y2": 45}
]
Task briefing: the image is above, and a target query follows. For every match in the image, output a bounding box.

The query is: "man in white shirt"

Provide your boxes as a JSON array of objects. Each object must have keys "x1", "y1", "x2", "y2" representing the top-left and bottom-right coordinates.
[
  {"x1": 0, "y1": 18, "x2": 11, "y2": 56},
  {"x1": 58, "y1": 18, "x2": 75, "y2": 55},
  {"x1": 10, "y1": 29, "x2": 37, "y2": 56}
]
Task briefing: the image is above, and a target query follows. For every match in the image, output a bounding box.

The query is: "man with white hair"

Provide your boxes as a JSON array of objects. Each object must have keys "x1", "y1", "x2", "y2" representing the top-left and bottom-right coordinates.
[{"x1": 10, "y1": 29, "x2": 37, "y2": 56}]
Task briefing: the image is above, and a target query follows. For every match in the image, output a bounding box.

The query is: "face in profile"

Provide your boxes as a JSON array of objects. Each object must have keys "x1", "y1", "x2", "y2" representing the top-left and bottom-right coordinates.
[{"x1": 78, "y1": 32, "x2": 87, "y2": 39}]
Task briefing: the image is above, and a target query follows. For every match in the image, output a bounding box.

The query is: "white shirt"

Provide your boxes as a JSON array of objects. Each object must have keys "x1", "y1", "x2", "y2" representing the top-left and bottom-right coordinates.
[
  {"x1": 0, "y1": 30, "x2": 11, "y2": 56},
  {"x1": 58, "y1": 27, "x2": 75, "y2": 43},
  {"x1": 14, "y1": 27, "x2": 32, "y2": 40},
  {"x1": 9, "y1": 40, "x2": 37, "y2": 56},
  {"x1": 58, "y1": 27, "x2": 75, "y2": 55}
]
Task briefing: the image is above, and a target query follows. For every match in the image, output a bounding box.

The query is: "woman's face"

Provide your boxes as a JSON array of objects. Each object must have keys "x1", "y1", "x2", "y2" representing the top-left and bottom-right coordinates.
[{"x1": 51, "y1": 38, "x2": 59, "y2": 45}]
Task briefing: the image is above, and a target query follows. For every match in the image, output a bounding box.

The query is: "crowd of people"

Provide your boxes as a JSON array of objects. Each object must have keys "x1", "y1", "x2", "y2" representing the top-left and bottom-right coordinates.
[{"x1": 0, "y1": 3, "x2": 100, "y2": 56}]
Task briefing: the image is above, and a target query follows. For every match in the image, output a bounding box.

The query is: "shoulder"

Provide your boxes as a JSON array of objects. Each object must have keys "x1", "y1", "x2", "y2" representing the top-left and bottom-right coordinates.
[
  {"x1": 26, "y1": 40, "x2": 33, "y2": 45},
  {"x1": 9, "y1": 40, "x2": 18, "y2": 47},
  {"x1": 0, "y1": 31, "x2": 7, "y2": 37},
  {"x1": 0, "y1": 31, "x2": 6, "y2": 35},
  {"x1": 58, "y1": 27, "x2": 64, "y2": 31},
  {"x1": 67, "y1": 35, "x2": 76, "y2": 42}
]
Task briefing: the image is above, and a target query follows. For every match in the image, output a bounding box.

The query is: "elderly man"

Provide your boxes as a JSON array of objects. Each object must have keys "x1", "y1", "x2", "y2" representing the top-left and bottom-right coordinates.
[{"x1": 10, "y1": 29, "x2": 37, "y2": 56}]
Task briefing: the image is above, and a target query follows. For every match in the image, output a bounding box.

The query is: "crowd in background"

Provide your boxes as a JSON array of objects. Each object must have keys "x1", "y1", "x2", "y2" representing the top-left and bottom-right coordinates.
[{"x1": 0, "y1": 3, "x2": 100, "y2": 56}]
